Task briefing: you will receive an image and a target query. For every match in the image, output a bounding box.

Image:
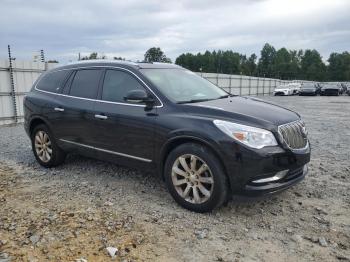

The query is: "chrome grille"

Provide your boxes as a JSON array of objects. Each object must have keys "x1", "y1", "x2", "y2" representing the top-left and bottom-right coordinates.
[{"x1": 278, "y1": 120, "x2": 308, "y2": 150}]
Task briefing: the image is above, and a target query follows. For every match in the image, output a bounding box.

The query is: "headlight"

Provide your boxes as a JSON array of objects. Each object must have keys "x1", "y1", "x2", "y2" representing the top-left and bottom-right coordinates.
[{"x1": 213, "y1": 120, "x2": 278, "y2": 149}]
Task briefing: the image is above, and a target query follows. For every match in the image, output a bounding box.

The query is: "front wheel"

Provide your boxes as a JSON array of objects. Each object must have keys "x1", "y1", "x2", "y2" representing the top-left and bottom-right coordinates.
[
  {"x1": 31, "y1": 124, "x2": 66, "y2": 168},
  {"x1": 164, "y1": 143, "x2": 228, "y2": 212}
]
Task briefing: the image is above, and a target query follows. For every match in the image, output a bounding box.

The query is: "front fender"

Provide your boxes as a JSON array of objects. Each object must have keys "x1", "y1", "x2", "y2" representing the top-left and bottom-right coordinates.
[{"x1": 157, "y1": 131, "x2": 226, "y2": 178}]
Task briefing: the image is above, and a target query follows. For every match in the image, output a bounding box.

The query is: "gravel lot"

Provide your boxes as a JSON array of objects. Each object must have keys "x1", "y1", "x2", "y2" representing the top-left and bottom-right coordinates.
[{"x1": 0, "y1": 95, "x2": 349, "y2": 262}]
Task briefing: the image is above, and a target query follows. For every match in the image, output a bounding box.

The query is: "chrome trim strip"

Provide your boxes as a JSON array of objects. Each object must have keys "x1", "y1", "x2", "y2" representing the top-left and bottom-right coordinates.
[
  {"x1": 94, "y1": 114, "x2": 108, "y2": 120},
  {"x1": 251, "y1": 170, "x2": 288, "y2": 183},
  {"x1": 59, "y1": 139, "x2": 152, "y2": 163},
  {"x1": 194, "y1": 105, "x2": 225, "y2": 110},
  {"x1": 34, "y1": 66, "x2": 163, "y2": 108}
]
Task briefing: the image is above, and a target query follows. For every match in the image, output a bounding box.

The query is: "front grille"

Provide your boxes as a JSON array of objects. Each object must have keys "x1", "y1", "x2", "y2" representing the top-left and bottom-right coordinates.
[{"x1": 278, "y1": 120, "x2": 308, "y2": 150}]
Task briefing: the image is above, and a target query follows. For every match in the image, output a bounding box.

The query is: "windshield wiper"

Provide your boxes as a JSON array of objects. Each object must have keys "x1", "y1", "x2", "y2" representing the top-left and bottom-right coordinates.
[
  {"x1": 177, "y1": 98, "x2": 213, "y2": 104},
  {"x1": 218, "y1": 94, "x2": 234, "y2": 99},
  {"x1": 177, "y1": 94, "x2": 235, "y2": 104}
]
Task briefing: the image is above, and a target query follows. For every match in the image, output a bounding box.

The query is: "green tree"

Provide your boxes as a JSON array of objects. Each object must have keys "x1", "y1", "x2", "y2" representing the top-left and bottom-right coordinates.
[
  {"x1": 240, "y1": 53, "x2": 257, "y2": 75},
  {"x1": 327, "y1": 52, "x2": 350, "y2": 81},
  {"x1": 300, "y1": 49, "x2": 326, "y2": 81},
  {"x1": 288, "y1": 50, "x2": 303, "y2": 80},
  {"x1": 81, "y1": 52, "x2": 106, "y2": 60},
  {"x1": 144, "y1": 47, "x2": 172, "y2": 63},
  {"x1": 274, "y1": 48, "x2": 292, "y2": 79},
  {"x1": 113, "y1": 56, "x2": 125, "y2": 61},
  {"x1": 258, "y1": 43, "x2": 276, "y2": 77}
]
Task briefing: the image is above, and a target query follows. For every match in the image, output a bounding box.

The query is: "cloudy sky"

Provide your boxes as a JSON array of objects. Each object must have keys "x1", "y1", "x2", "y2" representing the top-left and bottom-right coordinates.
[{"x1": 0, "y1": 0, "x2": 349, "y2": 63}]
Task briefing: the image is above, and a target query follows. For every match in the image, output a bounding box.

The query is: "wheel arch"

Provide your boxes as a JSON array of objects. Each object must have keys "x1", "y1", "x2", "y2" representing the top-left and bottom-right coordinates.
[
  {"x1": 28, "y1": 117, "x2": 51, "y2": 137},
  {"x1": 159, "y1": 136, "x2": 231, "y2": 192}
]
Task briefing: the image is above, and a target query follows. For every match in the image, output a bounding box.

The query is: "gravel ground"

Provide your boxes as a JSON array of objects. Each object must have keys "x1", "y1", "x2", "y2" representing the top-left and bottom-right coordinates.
[{"x1": 0, "y1": 95, "x2": 349, "y2": 262}]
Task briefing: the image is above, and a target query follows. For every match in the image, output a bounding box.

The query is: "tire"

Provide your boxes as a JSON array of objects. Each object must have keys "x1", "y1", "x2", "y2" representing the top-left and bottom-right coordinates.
[
  {"x1": 31, "y1": 124, "x2": 66, "y2": 167},
  {"x1": 164, "y1": 143, "x2": 228, "y2": 213}
]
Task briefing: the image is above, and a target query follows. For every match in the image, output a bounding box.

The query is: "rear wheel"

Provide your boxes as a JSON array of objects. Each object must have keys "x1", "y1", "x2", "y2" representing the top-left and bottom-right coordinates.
[
  {"x1": 164, "y1": 143, "x2": 228, "y2": 212},
  {"x1": 31, "y1": 124, "x2": 66, "y2": 167}
]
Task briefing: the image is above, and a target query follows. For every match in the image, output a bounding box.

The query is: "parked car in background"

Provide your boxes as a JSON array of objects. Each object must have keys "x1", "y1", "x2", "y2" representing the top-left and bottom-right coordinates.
[
  {"x1": 345, "y1": 84, "x2": 350, "y2": 96},
  {"x1": 315, "y1": 83, "x2": 322, "y2": 95},
  {"x1": 320, "y1": 84, "x2": 341, "y2": 96},
  {"x1": 339, "y1": 83, "x2": 347, "y2": 94},
  {"x1": 23, "y1": 60, "x2": 310, "y2": 212},
  {"x1": 299, "y1": 83, "x2": 318, "y2": 96},
  {"x1": 273, "y1": 84, "x2": 293, "y2": 96},
  {"x1": 289, "y1": 83, "x2": 302, "y2": 95}
]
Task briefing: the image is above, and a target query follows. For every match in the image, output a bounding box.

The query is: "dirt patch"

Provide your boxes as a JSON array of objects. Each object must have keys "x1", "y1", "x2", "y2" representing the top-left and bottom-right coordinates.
[{"x1": 0, "y1": 163, "x2": 150, "y2": 261}]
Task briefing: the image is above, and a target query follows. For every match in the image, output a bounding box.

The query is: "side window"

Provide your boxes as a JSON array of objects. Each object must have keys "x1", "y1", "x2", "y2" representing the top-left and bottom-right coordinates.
[
  {"x1": 36, "y1": 70, "x2": 69, "y2": 93},
  {"x1": 102, "y1": 70, "x2": 145, "y2": 103},
  {"x1": 62, "y1": 70, "x2": 76, "y2": 94},
  {"x1": 69, "y1": 69, "x2": 102, "y2": 99}
]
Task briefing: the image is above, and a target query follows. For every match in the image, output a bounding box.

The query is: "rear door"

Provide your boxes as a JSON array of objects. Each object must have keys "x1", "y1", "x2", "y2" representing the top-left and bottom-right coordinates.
[
  {"x1": 34, "y1": 70, "x2": 71, "y2": 139},
  {"x1": 56, "y1": 68, "x2": 103, "y2": 150},
  {"x1": 93, "y1": 68, "x2": 158, "y2": 164}
]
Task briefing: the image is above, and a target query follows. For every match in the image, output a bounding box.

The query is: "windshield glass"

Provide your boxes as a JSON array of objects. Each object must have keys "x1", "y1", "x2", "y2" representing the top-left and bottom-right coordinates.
[
  {"x1": 140, "y1": 68, "x2": 229, "y2": 103},
  {"x1": 302, "y1": 84, "x2": 315, "y2": 89}
]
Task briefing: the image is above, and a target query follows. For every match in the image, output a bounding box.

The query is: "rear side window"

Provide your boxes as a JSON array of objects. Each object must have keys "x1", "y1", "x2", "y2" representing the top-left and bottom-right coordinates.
[
  {"x1": 36, "y1": 70, "x2": 69, "y2": 93},
  {"x1": 69, "y1": 69, "x2": 102, "y2": 99},
  {"x1": 102, "y1": 70, "x2": 145, "y2": 103}
]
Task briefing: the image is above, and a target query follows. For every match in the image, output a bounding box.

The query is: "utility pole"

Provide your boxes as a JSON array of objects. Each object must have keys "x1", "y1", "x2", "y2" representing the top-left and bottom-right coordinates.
[
  {"x1": 40, "y1": 49, "x2": 45, "y2": 62},
  {"x1": 8, "y1": 45, "x2": 18, "y2": 123}
]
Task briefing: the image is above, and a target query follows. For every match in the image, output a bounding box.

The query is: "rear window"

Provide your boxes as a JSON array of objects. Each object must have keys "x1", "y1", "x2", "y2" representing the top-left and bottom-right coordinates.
[
  {"x1": 36, "y1": 70, "x2": 69, "y2": 93},
  {"x1": 69, "y1": 69, "x2": 102, "y2": 99}
]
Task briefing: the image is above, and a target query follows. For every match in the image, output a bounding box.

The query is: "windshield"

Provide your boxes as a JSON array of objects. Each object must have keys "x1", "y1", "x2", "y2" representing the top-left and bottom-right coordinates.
[
  {"x1": 140, "y1": 68, "x2": 229, "y2": 103},
  {"x1": 302, "y1": 84, "x2": 315, "y2": 89}
]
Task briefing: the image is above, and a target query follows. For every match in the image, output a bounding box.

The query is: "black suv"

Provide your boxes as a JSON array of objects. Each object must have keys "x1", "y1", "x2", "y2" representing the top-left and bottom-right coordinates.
[{"x1": 24, "y1": 61, "x2": 310, "y2": 212}]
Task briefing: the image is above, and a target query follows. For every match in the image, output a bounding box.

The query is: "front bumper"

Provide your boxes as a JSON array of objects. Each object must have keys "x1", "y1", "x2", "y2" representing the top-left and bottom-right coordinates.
[
  {"x1": 220, "y1": 141, "x2": 311, "y2": 197},
  {"x1": 299, "y1": 91, "x2": 316, "y2": 95},
  {"x1": 243, "y1": 164, "x2": 307, "y2": 196},
  {"x1": 274, "y1": 91, "x2": 289, "y2": 96},
  {"x1": 322, "y1": 89, "x2": 339, "y2": 95}
]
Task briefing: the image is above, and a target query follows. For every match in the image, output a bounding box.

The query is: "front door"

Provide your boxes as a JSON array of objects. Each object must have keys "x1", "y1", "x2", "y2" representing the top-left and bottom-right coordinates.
[{"x1": 93, "y1": 69, "x2": 158, "y2": 165}]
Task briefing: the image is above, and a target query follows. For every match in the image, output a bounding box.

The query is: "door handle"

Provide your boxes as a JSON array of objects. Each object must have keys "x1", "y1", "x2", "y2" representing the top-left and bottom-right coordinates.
[
  {"x1": 95, "y1": 114, "x2": 108, "y2": 120},
  {"x1": 54, "y1": 107, "x2": 64, "y2": 112}
]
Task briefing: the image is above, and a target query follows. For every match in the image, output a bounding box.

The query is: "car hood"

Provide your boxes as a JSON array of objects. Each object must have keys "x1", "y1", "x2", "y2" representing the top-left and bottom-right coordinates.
[{"x1": 182, "y1": 96, "x2": 300, "y2": 129}]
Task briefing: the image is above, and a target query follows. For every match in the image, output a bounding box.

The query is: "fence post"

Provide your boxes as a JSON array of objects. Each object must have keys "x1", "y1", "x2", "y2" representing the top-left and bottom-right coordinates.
[
  {"x1": 248, "y1": 77, "x2": 251, "y2": 96},
  {"x1": 239, "y1": 75, "x2": 242, "y2": 95},
  {"x1": 229, "y1": 75, "x2": 232, "y2": 94},
  {"x1": 262, "y1": 77, "x2": 265, "y2": 96},
  {"x1": 8, "y1": 45, "x2": 18, "y2": 123}
]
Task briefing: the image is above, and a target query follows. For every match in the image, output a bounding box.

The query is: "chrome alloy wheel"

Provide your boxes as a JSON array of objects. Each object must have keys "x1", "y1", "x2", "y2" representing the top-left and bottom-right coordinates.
[
  {"x1": 34, "y1": 130, "x2": 52, "y2": 163},
  {"x1": 171, "y1": 154, "x2": 214, "y2": 204}
]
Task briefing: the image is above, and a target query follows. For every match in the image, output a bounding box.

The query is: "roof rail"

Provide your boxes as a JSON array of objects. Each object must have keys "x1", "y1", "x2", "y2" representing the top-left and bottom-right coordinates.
[{"x1": 66, "y1": 59, "x2": 139, "y2": 66}]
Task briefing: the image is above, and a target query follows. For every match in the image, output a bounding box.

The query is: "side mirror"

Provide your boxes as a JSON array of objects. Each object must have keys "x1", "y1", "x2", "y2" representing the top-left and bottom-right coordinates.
[{"x1": 124, "y1": 89, "x2": 155, "y2": 105}]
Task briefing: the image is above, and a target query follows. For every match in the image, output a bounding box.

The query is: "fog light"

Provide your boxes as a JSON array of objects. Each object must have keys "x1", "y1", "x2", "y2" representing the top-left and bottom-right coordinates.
[{"x1": 252, "y1": 170, "x2": 289, "y2": 184}]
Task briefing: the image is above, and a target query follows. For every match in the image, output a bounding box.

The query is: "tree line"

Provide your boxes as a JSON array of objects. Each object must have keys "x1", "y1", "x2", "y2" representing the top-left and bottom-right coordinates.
[
  {"x1": 76, "y1": 44, "x2": 350, "y2": 81},
  {"x1": 175, "y1": 43, "x2": 350, "y2": 81}
]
